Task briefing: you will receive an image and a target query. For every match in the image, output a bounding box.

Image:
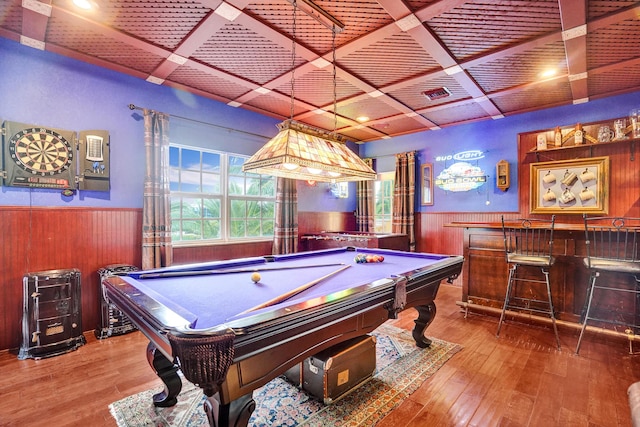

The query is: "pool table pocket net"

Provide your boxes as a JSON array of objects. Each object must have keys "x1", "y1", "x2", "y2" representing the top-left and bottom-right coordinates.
[{"x1": 168, "y1": 331, "x2": 235, "y2": 396}]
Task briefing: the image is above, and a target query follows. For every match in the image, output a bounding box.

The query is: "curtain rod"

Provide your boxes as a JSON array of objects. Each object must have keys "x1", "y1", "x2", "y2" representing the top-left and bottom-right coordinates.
[
  {"x1": 369, "y1": 150, "x2": 418, "y2": 159},
  {"x1": 127, "y1": 104, "x2": 270, "y2": 140}
]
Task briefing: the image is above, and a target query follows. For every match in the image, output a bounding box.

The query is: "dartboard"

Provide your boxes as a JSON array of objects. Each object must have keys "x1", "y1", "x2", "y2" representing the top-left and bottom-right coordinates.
[{"x1": 9, "y1": 127, "x2": 74, "y2": 176}]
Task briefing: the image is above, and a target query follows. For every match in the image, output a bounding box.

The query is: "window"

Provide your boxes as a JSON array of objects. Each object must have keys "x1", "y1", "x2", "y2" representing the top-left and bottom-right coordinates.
[
  {"x1": 169, "y1": 145, "x2": 276, "y2": 244},
  {"x1": 373, "y1": 172, "x2": 394, "y2": 233}
]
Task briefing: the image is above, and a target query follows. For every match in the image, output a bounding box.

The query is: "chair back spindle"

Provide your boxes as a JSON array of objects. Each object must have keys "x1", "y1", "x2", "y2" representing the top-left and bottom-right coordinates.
[
  {"x1": 497, "y1": 215, "x2": 560, "y2": 349},
  {"x1": 576, "y1": 215, "x2": 640, "y2": 354},
  {"x1": 583, "y1": 215, "x2": 640, "y2": 270},
  {"x1": 502, "y1": 216, "x2": 555, "y2": 267}
]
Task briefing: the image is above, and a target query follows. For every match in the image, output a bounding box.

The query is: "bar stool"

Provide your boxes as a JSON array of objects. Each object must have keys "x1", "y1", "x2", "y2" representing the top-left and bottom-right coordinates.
[
  {"x1": 575, "y1": 215, "x2": 640, "y2": 354},
  {"x1": 496, "y1": 215, "x2": 561, "y2": 349}
]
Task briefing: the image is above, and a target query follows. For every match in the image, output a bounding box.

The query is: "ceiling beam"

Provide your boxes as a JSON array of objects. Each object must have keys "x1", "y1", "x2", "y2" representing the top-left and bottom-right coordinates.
[
  {"x1": 558, "y1": 0, "x2": 588, "y2": 101},
  {"x1": 21, "y1": 0, "x2": 51, "y2": 48}
]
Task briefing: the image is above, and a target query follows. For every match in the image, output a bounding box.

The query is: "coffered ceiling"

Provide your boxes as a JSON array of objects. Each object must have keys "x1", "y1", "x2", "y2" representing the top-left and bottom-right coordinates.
[{"x1": 2, "y1": 0, "x2": 640, "y2": 143}]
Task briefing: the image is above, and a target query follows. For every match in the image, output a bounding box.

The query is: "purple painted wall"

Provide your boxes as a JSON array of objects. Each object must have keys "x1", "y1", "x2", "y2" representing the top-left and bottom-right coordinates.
[
  {"x1": 1, "y1": 37, "x2": 638, "y2": 215},
  {"x1": 363, "y1": 91, "x2": 640, "y2": 213},
  {"x1": 0, "y1": 38, "x2": 279, "y2": 208}
]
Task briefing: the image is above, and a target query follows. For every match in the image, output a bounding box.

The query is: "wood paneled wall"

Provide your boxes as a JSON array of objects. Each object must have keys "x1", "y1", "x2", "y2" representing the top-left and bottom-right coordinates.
[
  {"x1": 0, "y1": 207, "x2": 143, "y2": 352},
  {"x1": 0, "y1": 206, "x2": 539, "y2": 352},
  {"x1": 4, "y1": 130, "x2": 635, "y2": 352},
  {"x1": 0, "y1": 208, "x2": 359, "y2": 351},
  {"x1": 415, "y1": 212, "x2": 507, "y2": 288},
  {"x1": 173, "y1": 241, "x2": 273, "y2": 264},
  {"x1": 518, "y1": 125, "x2": 640, "y2": 219}
]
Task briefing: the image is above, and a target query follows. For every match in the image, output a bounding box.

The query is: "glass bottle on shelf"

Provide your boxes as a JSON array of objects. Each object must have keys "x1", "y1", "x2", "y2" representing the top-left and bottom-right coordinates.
[
  {"x1": 554, "y1": 127, "x2": 562, "y2": 147},
  {"x1": 630, "y1": 109, "x2": 640, "y2": 139},
  {"x1": 574, "y1": 123, "x2": 583, "y2": 145}
]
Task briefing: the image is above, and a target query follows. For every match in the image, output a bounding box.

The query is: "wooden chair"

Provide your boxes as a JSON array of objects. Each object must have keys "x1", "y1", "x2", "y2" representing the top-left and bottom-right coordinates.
[
  {"x1": 575, "y1": 215, "x2": 640, "y2": 354},
  {"x1": 496, "y1": 215, "x2": 560, "y2": 349}
]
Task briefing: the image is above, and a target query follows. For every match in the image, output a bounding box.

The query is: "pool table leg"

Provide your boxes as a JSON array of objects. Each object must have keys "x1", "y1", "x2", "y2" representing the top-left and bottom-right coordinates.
[
  {"x1": 412, "y1": 302, "x2": 436, "y2": 348},
  {"x1": 146, "y1": 342, "x2": 182, "y2": 407},
  {"x1": 203, "y1": 392, "x2": 256, "y2": 427}
]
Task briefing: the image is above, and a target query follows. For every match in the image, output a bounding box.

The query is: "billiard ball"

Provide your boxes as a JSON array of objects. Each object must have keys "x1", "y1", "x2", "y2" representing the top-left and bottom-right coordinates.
[
  {"x1": 354, "y1": 253, "x2": 384, "y2": 263},
  {"x1": 251, "y1": 272, "x2": 261, "y2": 283}
]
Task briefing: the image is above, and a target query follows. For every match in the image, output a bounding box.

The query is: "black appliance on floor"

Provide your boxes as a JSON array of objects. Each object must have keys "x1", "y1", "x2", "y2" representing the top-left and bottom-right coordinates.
[
  {"x1": 18, "y1": 268, "x2": 85, "y2": 360},
  {"x1": 95, "y1": 264, "x2": 139, "y2": 339}
]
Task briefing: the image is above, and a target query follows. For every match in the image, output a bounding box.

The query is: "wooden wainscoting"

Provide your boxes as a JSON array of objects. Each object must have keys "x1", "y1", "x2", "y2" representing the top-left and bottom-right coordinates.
[
  {"x1": 0, "y1": 207, "x2": 527, "y2": 352},
  {"x1": 173, "y1": 241, "x2": 273, "y2": 264},
  {"x1": 298, "y1": 211, "x2": 356, "y2": 236},
  {"x1": 416, "y1": 212, "x2": 512, "y2": 288},
  {"x1": 0, "y1": 207, "x2": 142, "y2": 352}
]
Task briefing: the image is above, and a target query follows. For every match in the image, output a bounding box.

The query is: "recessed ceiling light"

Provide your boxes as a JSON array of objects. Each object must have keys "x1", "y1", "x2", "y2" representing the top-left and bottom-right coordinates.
[
  {"x1": 540, "y1": 68, "x2": 557, "y2": 79},
  {"x1": 356, "y1": 116, "x2": 369, "y2": 123},
  {"x1": 73, "y1": 0, "x2": 93, "y2": 10}
]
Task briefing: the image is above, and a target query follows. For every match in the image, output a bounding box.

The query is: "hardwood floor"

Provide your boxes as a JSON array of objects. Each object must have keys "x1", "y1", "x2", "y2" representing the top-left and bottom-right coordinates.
[{"x1": 1, "y1": 283, "x2": 638, "y2": 427}]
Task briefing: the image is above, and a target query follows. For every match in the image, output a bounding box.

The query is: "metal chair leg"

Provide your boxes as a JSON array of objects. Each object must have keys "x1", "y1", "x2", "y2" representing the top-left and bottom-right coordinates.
[
  {"x1": 543, "y1": 267, "x2": 561, "y2": 350},
  {"x1": 496, "y1": 264, "x2": 517, "y2": 337},
  {"x1": 575, "y1": 273, "x2": 598, "y2": 354}
]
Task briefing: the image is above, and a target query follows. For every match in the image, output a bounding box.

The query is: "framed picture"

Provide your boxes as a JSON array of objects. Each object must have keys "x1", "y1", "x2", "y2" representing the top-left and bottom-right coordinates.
[
  {"x1": 421, "y1": 163, "x2": 433, "y2": 206},
  {"x1": 530, "y1": 156, "x2": 609, "y2": 214}
]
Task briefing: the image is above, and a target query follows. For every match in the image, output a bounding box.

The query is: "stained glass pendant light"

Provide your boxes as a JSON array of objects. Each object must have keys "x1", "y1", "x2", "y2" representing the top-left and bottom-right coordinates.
[{"x1": 242, "y1": 1, "x2": 375, "y2": 183}]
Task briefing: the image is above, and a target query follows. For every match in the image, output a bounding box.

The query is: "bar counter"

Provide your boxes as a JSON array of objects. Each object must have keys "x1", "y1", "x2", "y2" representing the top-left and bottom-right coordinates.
[{"x1": 448, "y1": 221, "x2": 638, "y2": 329}]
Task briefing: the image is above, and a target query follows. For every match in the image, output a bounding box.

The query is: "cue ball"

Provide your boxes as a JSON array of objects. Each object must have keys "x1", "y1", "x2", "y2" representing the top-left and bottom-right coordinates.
[{"x1": 251, "y1": 272, "x2": 261, "y2": 283}]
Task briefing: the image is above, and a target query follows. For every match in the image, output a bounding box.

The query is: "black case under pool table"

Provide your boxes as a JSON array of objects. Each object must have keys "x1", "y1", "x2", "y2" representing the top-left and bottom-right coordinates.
[{"x1": 285, "y1": 334, "x2": 376, "y2": 404}]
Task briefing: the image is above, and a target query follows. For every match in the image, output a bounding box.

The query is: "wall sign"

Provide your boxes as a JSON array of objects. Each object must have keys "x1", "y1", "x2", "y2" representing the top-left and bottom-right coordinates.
[{"x1": 434, "y1": 150, "x2": 487, "y2": 192}]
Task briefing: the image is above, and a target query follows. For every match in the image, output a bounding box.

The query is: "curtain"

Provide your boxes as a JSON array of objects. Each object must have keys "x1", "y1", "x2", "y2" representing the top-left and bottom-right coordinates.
[
  {"x1": 272, "y1": 177, "x2": 298, "y2": 255},
  {"x1": 142, "y1": 110, "x2": 173, "y2": 270},
  {"x1": 355, "y1": 158, "x2": 375, "y2": 232},
  {"x1": 392, "y1": 151, "x2": 416, "y2": 251}
]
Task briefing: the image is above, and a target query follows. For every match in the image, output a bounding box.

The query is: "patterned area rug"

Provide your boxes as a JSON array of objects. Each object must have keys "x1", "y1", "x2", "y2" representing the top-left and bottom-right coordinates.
[{"x1": 109, "y1": 323, "x2": 462, "y2": 427}]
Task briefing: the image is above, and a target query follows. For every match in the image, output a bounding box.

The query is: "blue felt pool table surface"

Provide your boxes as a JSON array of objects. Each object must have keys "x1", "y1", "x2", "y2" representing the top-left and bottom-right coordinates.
[{"x1": 121, "y1": 247, "x2": 455, "y2": 331}]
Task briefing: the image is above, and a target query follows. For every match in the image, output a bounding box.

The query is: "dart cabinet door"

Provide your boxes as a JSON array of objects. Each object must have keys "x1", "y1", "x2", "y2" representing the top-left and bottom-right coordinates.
[{"x1": 78, "y1": 130, "x2": 110, "y2": 191}]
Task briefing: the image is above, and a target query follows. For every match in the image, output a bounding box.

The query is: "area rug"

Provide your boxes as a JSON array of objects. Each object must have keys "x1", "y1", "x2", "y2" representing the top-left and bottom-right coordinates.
[{"x1": 109, "y1": 323, "x2": 462, "y2": 426}]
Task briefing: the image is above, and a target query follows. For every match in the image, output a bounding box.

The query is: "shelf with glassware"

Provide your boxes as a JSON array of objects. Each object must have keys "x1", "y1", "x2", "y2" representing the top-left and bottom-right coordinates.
[{"x1": 526, "y1": 112, "x2": 639, "y2": 161}]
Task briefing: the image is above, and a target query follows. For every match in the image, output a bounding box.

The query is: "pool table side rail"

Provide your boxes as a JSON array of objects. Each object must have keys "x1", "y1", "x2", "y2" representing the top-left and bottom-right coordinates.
[
  {"x1": 274, "y1": 246, "x2": 450, "y2": 262},
  {"x1": 228, "y1": 254, "x2": 465, "y2": 350},
  {"x1": 103, "y1": 253, "x2": 464, "y2": 407},
  {"x1": 225, "y1": 253, "x2": 464, "y2": 326},
  {"x1": 223, "y1": 255, "x2": 464, "y2": 402},
  {"x1": 126, "y1": 256, "x2": 271, "y2": 279},
  {"x1": 107, "y1": 252, "x2": 464, "y2": 340},
  {"x1": 104, "y1": 253, "x2": 465, "y2": 340}
]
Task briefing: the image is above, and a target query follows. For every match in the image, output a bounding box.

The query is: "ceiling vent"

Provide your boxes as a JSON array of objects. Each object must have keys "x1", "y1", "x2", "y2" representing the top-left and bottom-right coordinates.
[{"x1": 423, "y1": 87, "x2": 451, "y2": 101}]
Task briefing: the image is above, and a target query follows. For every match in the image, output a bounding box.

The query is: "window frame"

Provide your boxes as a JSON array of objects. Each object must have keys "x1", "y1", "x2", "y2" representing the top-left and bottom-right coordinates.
[
  {"x1": 373, "y1": 172, "x2": 394, "y2": 233},
  {"x1": 169, "y1": 144, "x2": 276, "y2": 246}
]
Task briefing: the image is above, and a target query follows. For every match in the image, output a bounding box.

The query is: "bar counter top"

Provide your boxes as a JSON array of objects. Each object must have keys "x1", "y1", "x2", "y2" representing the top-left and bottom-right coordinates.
[
  {"x1": 455, "y1": 221, "x2": 636, "y2": 332},
  {"x1": 446, "y1": 221, "x2": 584, "y2": 231}
]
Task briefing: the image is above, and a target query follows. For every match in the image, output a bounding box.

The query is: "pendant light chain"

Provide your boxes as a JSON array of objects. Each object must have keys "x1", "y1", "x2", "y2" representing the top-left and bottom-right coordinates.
[
  {"x1": 289, "y1": 1, "x2": 297, "y2": 120},
  {"x1": 332, "y1": 26, "x2": 337, "y2": 135},
  {"x1": 242, "y1": 2, "x2": 376, "y2": 182}
]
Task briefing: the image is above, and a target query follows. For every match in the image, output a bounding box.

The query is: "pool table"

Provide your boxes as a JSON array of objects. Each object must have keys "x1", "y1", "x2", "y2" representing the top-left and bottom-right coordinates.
[{"x1": 103, "y1": 247, "x2": 463, "y2": 427}]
